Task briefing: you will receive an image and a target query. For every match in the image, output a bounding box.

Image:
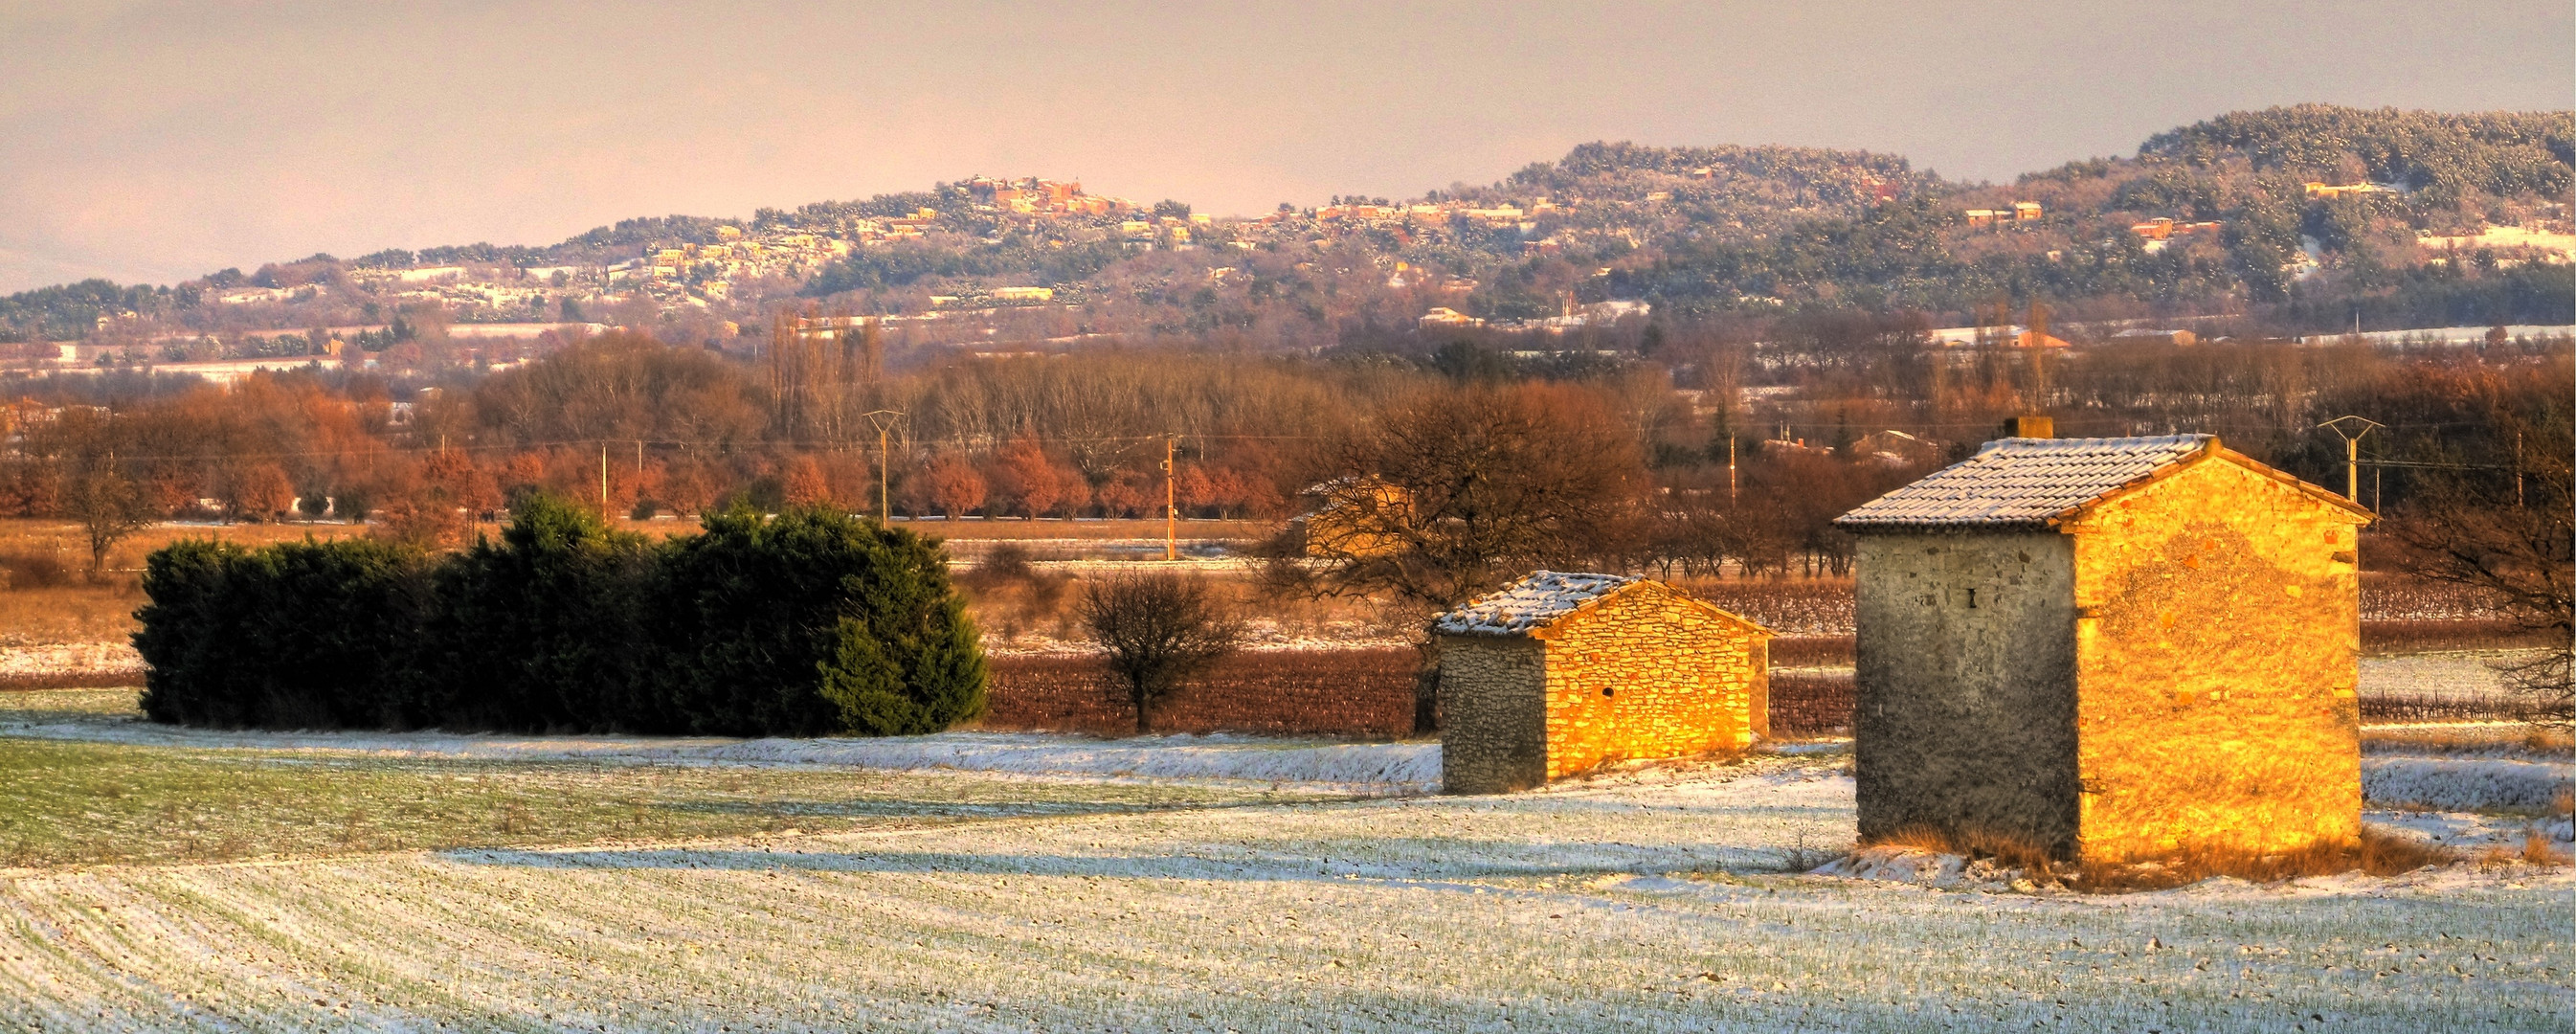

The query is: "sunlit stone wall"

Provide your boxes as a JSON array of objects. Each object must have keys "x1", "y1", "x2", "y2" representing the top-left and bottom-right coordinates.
[
  {"x1": 1441, "y1": 581, "x2": 1768, "y2": 794},
  {"x1": 2068, "y1": 458, "x2": 2365, "y2": 864},
  {"x1": 1537, "y1": 583, "x2": 1769, "y2": 780}
]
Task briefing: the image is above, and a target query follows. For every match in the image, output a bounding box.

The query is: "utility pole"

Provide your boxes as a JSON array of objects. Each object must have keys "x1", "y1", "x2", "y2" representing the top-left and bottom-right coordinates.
[
  {"x1": 599, "y1": 445, "x2": 610, "y2": 518},
  {"x1": 1161, "y1": 435, "x2": 1177, "y2": 561},
  {"x1": 2317, "y1": 416, "x2": 2384, "y2": 506},
  {"x1": 862, "y1": 410, "x2": 904, "y2": 525},
  {"x1": 1726, "y1": 435, "x2": 1737, "y2": 506},
  {"x1": 2027, "y1": 300, "x2": 2050, "y2": 414},
  {"x1": 2514, "y1": 430, "x2": 2524, "y2": 506}
]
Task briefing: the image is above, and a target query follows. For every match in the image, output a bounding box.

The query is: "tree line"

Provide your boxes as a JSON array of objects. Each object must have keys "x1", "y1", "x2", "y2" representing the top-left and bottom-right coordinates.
[{"x1": 2, "y1": 323, "x2": 2565, "y2": 583}]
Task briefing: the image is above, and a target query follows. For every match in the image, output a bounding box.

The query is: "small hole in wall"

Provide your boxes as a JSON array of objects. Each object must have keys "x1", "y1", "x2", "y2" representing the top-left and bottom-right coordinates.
[{"x1": 1602, "y1": 687, "x2": 1615, "y2": 698}]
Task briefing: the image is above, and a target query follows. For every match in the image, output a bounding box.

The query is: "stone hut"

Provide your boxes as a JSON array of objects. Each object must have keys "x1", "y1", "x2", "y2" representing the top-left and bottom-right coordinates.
[
  {"x1": 1434, "y1": 572, "x2": 1772, "y2": 795},
  {"x1": 1834, "y1": 435, "x2": 2374, "y2": 865}
]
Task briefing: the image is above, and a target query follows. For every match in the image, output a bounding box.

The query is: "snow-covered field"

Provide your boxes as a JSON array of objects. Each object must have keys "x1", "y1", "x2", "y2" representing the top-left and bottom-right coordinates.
[
  {"x1": 2367, "y1": 754, "x2": 2573, "y2": 815},
  {"x1": 1, "y1": 684, "x2": 2569, "y2": 1030},
  {"x1": 0, "y1": 754, "x2": 2567, "y2": 1032}
]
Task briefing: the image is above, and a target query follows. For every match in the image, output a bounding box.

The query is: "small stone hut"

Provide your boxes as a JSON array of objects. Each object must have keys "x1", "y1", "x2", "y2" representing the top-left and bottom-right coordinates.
[
  {"x1": 1434, "y1": 572, "x2": 1772, "y2": 795},
  {"x1": 1834, "y1": 435, "x2": 2374, "y2": 865}
]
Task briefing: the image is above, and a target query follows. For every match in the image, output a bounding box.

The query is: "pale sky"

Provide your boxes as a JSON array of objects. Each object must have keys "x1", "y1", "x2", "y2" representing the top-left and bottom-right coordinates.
[{"x1": 1, "y1": 0, "x2": 2567, "y2": 291}]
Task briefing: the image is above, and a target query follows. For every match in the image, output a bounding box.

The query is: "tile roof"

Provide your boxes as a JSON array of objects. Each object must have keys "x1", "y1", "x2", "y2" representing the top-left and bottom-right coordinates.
[
  {"x1": 1834, "y1": 435, "x2": 2215, "y2": 530},
  {"x1": 1432, "y1": 571, "x2": 1637, "y2": 637}
]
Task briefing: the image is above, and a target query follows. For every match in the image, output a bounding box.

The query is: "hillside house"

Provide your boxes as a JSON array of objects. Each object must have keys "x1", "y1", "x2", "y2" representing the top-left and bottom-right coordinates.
[
  {"x1": 1295, "y1": 477, "x2": 1412, "y2": 560},
  {"x1": 1435, "y1": 572, "x2": 1772, "y2": 794},
  {"x1": 1965, "y1": 202, "x2": 2041, "y2": 229},
  {"x1": 1834, "y1": 435, "x2": 2372, "y2": 865}
]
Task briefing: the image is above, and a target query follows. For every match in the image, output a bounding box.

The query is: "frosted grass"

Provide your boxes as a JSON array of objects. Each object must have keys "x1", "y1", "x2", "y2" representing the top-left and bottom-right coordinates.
[{"x1": 0, "y1": 762, "x2": 2565, "y2": 1032}]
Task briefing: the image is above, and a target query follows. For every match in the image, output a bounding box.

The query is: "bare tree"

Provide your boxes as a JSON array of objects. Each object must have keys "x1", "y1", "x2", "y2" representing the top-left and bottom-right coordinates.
[
  {"x1": 1285, "y1": 383, "x2": 1648, "y2": 731},
  {"x1": 61, "y1": 463, "x2": 158, "y2": 577},
  {"x1": 2384, "y1": 410, "x2": 2574, "y2": 729},
  {"x1": 1294, "y1": 383, "x2": 1648, "y2": 612},
  {"x1": 1078, "y1": 572, "x2": 1244, "y2": 734}
]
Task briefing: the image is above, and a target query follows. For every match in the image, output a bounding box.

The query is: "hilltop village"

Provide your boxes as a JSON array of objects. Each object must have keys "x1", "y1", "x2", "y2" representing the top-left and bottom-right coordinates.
[{"x1": 4, "y1": 106, "x2": 2568, "y2": 387}]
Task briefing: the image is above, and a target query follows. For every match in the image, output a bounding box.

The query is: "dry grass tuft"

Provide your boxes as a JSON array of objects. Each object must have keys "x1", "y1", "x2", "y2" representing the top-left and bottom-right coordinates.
[
  {"x1": 0, "y1": 550, "x2": 76, "y2": 590},
  {"x1": 0, "y1": 582, "x2": 147, "y2": 645},
  {"x1": 2363, "y1": 723, "x2": 2573, "y2": 757},
  {"x1": 1860, "y1": 823, "x2": 2463, "y2": 892},
  {"x1": 2360, "y1": 618, "x2": 2562, "y2": 655},
  {"x1": 1862, "y1": 824, "x2": 2066, "y2": 882},
  {"x1": 2077, "y1": 826, "x2": 2456, "y2": 892},
  {"x1": 2503, "y1": 830, "x2": 2571, "y2": 867}
]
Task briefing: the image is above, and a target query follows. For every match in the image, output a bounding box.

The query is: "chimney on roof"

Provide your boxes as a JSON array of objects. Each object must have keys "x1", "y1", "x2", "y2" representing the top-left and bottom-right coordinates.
[{"x1": 2003, "y1": 415, "x2": 2054, "y2": 438}]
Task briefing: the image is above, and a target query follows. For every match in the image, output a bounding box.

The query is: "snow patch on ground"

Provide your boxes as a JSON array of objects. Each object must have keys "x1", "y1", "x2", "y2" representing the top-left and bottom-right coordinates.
[
  {"x1": 0, "y1": 642, "x2": 142, "y2": 677},
  {"x1": 2371, "y1": 808, "x2": 2573, "y2": 851},
  {"x1": 2359, "y1": 650, "x2": 2542, "y2": 699},
  {"x1": 2364, "y1": 755, "x2": 2573, "y2": 814},
  {"x1": 1808, "y1": 846, "x2": 2016, "y2": 889}
]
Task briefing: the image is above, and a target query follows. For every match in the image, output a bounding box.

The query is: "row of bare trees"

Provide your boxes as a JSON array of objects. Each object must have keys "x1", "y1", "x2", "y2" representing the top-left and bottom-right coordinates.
[{"x1": 4, "y1": 326, "x2": 2565, "y2": 616}]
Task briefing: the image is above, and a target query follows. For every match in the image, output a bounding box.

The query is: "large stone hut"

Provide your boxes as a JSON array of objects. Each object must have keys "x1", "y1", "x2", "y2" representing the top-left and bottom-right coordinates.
[
  {"x1": 1834, "y1": 434, "x2": 2374, "y2": 865},
  {"x1": 1434, "y1": 572, "x2": 1772, "y2": 795}
]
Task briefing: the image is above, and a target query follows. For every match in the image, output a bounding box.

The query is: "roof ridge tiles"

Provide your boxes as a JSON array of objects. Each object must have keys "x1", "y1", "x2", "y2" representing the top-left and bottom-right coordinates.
[
  {"x1": 1432, "y1": 570, "x2": 1639, "y2": 637},
  {"x1": 1836, "y1": 434, "x2": 2216, "y2": 530}
]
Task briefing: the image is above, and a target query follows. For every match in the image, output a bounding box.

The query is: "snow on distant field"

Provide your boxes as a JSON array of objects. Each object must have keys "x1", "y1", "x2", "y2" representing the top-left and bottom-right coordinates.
[
  {"x1": 0, "y1": 760, "x2": 2565, "y2": 1033},
  {"x1": 2360, "y1": 651, "x2": 2531, "y2": 700},
  {"x1": 0, "y1": 642, "x2": 141, "y2": 677},
  {"x1": 12, "y1": 700, "x2": 2568, "y2": 816},
  {"x1": 0, "y1": 708, "x2": 1442, "y2": 791},
  {"x1": 2365, "y1": 755, "x2": 2574, "y2": 814}
]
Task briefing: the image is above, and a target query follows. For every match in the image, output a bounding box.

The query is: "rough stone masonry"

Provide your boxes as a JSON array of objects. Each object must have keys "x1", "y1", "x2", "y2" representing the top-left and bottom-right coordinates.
[
  {"x1": 1838, "y1": 435, "x2": 2373, "y2": 865},
  {"x1": 1435, "y1": 573, "x2": 1770, "y2": 794}
]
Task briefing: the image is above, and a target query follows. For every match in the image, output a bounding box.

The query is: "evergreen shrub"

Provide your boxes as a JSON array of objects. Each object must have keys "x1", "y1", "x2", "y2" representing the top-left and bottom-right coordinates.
[
  {"x1": 132, "y1": 494, "x2": 985, "y2": 737},
  {"x1": 655, "y1": 507, "x2": 985, "y2": 736},
  {"x1": 414, "y1": 493, "x2": 656, "y2": 731},
  {"x1": 136, "y1": 537, "x2": 431, "y2": 729}
]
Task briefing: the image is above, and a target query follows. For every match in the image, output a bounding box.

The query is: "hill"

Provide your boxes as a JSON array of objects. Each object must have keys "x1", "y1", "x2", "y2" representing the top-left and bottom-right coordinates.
[{"x1": 0, "y1": 105, "x2": 2567, "y2": 358}]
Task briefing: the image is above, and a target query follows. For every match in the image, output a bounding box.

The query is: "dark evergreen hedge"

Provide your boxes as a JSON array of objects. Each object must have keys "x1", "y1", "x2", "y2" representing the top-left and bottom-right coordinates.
[
  {"x1": 133, "y1": 494, "x2": 986, "y2": 736},
  {"x1": 135, "y1": 537, "x2": 431, "y2": 730}
]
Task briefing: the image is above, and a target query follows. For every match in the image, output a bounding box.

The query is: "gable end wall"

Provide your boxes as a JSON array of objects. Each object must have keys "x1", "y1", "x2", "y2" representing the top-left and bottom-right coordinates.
[
  {"x1": 1539, "y1": 584, "x2": 1767, "y2": 779},
  {"x1": 2067, "y1": 457, "x2": 2365, "y2": 863}
]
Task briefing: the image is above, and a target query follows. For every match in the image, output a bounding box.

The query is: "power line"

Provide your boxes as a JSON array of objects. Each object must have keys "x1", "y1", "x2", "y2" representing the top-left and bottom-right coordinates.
[{"x1": 2, "y1": 431, "x2": 1335, "y2": 465}]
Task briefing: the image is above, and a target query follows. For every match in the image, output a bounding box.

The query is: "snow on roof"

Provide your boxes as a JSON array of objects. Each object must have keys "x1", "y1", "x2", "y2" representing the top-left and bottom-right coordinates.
[
  {"x1": 1834, "y1": 435, "x2": 2214, "y2": 530},
  {"x1": 1433, "y1": 571, "x2": 1637, "y2": 637}
]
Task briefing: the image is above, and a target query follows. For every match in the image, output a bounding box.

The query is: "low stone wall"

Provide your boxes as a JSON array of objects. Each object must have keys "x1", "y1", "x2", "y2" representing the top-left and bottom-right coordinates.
[{"x1": 982, "y1": 649, "x2": 1420, "y2": 739}]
